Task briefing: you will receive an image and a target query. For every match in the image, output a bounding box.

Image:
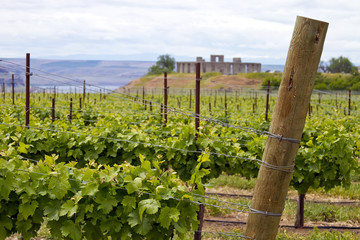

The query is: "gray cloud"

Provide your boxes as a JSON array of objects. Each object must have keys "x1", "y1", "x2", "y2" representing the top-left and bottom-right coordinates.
[{"x1": 1, "y1": 0, "x2": 359, "y2": 64}]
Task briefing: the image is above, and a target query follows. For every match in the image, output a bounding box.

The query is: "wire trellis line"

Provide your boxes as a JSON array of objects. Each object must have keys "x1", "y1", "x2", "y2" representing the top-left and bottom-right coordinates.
[{"x1": 0, "y1": 122, "x2": 294, "y2": 173}]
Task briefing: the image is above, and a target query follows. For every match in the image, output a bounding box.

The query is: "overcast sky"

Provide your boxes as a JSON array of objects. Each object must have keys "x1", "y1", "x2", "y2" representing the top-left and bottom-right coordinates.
[{"x1": 1, "y1": 0, "x2": 360, "y2": 64}]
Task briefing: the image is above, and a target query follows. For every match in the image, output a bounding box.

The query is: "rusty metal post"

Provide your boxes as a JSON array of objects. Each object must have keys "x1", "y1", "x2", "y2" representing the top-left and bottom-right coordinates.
[
  {"x1": 52, "y1": 98, "x2": 55, "y2": 122},
  {"x1": 69, "y1": 98, "x2": 73, "y2": 122},
  {"x1": 224, "y1": 90, "x2": 227, "y2": 116},
  {"x1": 348, "y1": 89, "x2": 351, "y2": 115},
  {"x1": 214, "y1": 91, "x2": 217, "y2": 108},
  {"x1": 164, "y1": 72, "x2": 168, "y2": 126},
  {"x1": 195, "y1": 63, "x2": 201, "y2": 139},
  {"x1": 83, "y1": 80, "x2": 86, "y2": 103},
  {"x1": 265, "y1": 80, "x2": 270, "y2": 121},
  {"x1": 189, "y1": 89, "x2": 192, "y2": 109},
  {"x1": 25, "y1": 53, "x2": 30, "y2": 127},
  {"x1": 2, "y1": 82, "x2": 5, "y2": 102},
  {"x1": 143, "y1": 86, "x2": 145, "y2": 106},
  {"x1": 335, "y1": 92, "x2": 338, "y2": 108},
  {"x1": 12, "y1": 74, "x2": 15, "y2": 105},
  {"x1": 194, "y1": 62, "x2": 204, "y2": 240}
]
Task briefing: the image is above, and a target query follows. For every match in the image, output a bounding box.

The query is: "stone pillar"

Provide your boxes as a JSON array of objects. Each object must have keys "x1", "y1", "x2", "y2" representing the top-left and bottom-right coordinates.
[
  {"x1": 240, "y1": 64, "x2": 246, "y2": 73},
  {"x1": 257, "y1": 64, "x2": 262, "y2": 72},
  {"x1": 218, "y1": 55, "x2": 224, "y2": 62},
  {"x1": 248, "y1": 64, "x2": 254, "y2": 73}
]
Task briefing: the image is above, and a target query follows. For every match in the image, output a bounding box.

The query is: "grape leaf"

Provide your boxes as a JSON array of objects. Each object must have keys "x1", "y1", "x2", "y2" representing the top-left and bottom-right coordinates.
[
  {"x1": 60, "y1": 200, "x2": 78, "y2": 217},
  {"x1": 128, "y1": 210, "x2": 152, "y2": 235},
  {"x1": 61, "y1": 220, "x2": 82, "y2": 240},
  {"x1": 158, "y1": 207, "x2": 180, "y2": 229},
  {"x1": 121, "y1": 196, "x2": 136, "y2": 212},
  {"x1": 44, "y1": 200, "x2": 61, "y2": 221},
  {"x1": 81, "y1": 182, "x2": 98, "y2": 196},
  {"x1": 138, "y1": 199, "x2": 160, "y2": 221},
  {"x1": 48, "y1": 175, "x2": 71, "y2": 199},
  {"x1": 126, "y1": 177, "x2": 142, "y2": 194},
  {"x1": 96, "y1": 195, "x2": 118, "y2": 214},
  {"x1": 19, "y1": 200, "x2": 39, "y2": 220}
]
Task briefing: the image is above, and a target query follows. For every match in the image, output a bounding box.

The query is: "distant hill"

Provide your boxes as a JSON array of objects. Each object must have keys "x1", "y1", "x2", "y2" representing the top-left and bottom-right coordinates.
[
  {"x1": 0, "y1": 59, "x2": 155, "y2": 87},
  {"x1": 0, "y1": 67, "x2": 25, "y2": 87},
  {"x1": 0, "y1": 59, "x2": 284, "y2": 90}
]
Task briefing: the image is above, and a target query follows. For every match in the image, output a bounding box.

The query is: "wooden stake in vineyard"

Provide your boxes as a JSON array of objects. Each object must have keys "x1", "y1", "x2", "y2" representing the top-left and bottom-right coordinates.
[{"x1": 245, "y1": 16, "x2": 328, "y2": 240}]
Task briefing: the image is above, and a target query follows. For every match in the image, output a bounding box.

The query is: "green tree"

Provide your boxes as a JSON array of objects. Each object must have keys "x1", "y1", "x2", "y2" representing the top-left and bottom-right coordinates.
[
  {"x1": 326, "y1": 56, "x2": 357, "y2": 73},
  {"x1": 147, "y1": 54, "x2": 175, "y2": 75}
]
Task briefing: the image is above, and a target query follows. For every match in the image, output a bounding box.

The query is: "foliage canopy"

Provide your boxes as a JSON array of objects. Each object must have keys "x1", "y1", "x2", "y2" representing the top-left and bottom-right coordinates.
[
  {"x1": 326, "y1": 56, "x2": 357, "y2": 74},
  {"x1": 147, "y1": 54, "x2": 175, "y2": 75}
]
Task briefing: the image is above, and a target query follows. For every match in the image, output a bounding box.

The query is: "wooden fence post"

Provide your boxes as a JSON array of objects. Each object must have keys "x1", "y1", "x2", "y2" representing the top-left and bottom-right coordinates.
[{"x1": 245, "y1": 16, "x2": 328, "y2": 240}]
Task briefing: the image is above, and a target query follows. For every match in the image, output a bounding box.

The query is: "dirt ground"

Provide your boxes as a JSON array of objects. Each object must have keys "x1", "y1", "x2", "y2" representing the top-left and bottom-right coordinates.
[{"x1": 203, "y1": 186, "x2": 360, "y2": 236}]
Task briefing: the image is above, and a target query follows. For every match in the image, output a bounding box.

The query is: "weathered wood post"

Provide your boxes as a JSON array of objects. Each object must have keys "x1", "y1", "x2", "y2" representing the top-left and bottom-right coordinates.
[{"x1": 245, "y1": 16, "x2": 328, "y2": 240}]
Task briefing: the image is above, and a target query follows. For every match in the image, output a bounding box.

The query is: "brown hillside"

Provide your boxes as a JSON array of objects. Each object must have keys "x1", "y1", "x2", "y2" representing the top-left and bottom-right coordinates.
[{"x1": 117, "y1": 73, "x2": 262, "y2": 91}]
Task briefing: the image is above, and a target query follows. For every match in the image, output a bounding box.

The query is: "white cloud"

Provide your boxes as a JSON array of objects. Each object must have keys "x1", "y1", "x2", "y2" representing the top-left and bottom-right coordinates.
[{"x1": 1, "y1": 0, "x2": 360, "y2": 64}]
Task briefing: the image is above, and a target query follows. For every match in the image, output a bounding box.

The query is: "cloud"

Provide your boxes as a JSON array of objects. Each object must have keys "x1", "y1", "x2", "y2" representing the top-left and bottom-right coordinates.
[{"x1": 1, "y1": 0, "x2": 360, "y2": 64}]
